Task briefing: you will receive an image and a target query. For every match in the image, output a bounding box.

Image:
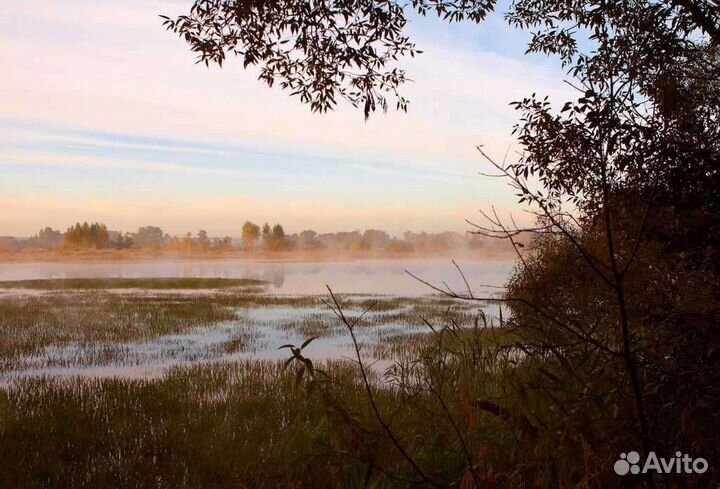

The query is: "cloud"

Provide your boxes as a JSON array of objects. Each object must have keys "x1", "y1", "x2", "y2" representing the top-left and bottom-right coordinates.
[
  {"x1": 0, "y1": 0, "x2": 567, "y2": 234},
  {"x1": 0, "y1": 0, "x2": 571, "y2": 167}
]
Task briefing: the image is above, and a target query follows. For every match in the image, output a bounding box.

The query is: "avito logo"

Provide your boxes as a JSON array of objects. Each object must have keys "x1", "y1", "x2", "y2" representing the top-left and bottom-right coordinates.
[{"x1": 614, "y1": 451, "x2": 708, "y2": 476}]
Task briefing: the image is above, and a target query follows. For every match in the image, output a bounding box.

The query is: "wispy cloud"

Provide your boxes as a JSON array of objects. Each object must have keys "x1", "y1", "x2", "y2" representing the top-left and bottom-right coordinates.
[{"x1": 0, "y1": 0, "x2": 566, "y2": 235}]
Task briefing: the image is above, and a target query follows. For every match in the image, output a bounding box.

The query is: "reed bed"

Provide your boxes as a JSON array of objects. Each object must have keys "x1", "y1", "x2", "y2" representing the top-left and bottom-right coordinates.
[{"x1": 0, "y1": 283, "x2": 499, "y2": 488}]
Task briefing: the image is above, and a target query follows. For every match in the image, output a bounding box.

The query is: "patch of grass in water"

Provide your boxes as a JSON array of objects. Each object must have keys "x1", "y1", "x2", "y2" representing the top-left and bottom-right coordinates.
[
  {"x1": 218, "y1": 329, "x2": 263, "y2": 354},
  {"x1": 275, "y1": 312, "x2": 339, "y2": 338},
  {"x1": 0, "y1": 277, "x2": 267, "y2": 290},
  {"x1": 0, "y1": 291, "x2": 491, "y2": 378},
  {"x1": 0, "y1": 291, "x2": 514, "y2": 488},
  {"x1": 0, "y1": 293, "x2": 241, "y2": 371}
]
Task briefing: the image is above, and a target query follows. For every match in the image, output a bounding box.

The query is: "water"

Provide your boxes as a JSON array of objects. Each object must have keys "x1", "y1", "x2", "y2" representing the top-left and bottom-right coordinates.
[
  {"x1": 1, "y1": 295, "x2": 480, "y2": 384},
  {"x1": 0, "y1": 258, "x2": 512, "y2": 296},
  {"x1": 0, "y1": 259, "x2": 511, "y2": 383}
]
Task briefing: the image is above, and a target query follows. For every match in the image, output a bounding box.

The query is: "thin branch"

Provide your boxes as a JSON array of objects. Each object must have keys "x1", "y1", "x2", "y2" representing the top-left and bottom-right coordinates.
[
  {"x1": 620, "y1": 178, "x2": 658, "y2": 275},
  {"x1": 452, "y1": 259, "x2": 474, "y2": 299},
  {"x1": 405, "y1": 270, "x2": 621, "y2": 357},
  {"x1": 325, "y1": 286, "x2": 444, "y2": 489}
]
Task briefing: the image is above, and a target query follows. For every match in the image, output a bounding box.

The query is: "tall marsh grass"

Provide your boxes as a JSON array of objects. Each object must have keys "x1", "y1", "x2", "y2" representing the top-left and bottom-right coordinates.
[{"x1": 0, "y1": 285, "x2": 509, "y2": 488}]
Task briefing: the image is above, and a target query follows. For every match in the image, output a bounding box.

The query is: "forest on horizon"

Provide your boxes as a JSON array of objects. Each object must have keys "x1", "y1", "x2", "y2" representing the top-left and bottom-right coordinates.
[{"x1": 0, "y1": 221, "x2": 517, "y2": 256}]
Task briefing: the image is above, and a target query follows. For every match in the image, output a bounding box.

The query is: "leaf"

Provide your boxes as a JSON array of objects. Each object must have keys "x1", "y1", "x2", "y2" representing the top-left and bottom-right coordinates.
[{"x1": 301, "y1": 336, "x2": 318, "y2": 349}]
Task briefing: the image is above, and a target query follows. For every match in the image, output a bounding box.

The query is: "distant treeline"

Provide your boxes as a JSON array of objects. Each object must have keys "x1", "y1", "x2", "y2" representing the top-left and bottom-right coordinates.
[{"x1": 0, "y1": 221, "x2": 492, "y2": 253}]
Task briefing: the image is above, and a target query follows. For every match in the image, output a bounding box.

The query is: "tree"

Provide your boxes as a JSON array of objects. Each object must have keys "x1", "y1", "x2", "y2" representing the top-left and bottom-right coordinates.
[
  {"x1": 212, "y1": 236, "x2": 233, "y2": 250},
  {"x1": 64, "y1": 222, "x2": 110, "y2": 249},
  {"x1": 196, "y1": 229, "x2": 210, "y2": 250},
  {"x1": 362, "y1": 229, "x2": 390, "y2": 249},
  {"x1": 241, "y1": 221, "x2": 261, "y2": 249},
  {"x1": 163, "y1": 1, "x2": 415, "y2": 118},
  {"x1": 296, "y1": 230, "x2": 325, "y2": 250},
  {"x1": 261, "y1": 222, "x2": 272, "y2": 243},
  {"x1": 271, "y1": 223, "x2": 285, "y2": 242},
  {"x1": 164, "y1": 1, "x2": 720, "y2": 118},
  {"x1": 133, "y1": 226, "x2": 165, "y2": 248},
  {"x1": 487, "y1": 14, "x2": 720, "y2": 484},
  {"x1": 166, "y1": 1, "x2": 720, "y2": 487},
  {"x1": 265, "y1": 223, "x2": 289, "y2": 251},
  {"x1": 108, "y1": 231, "x2": 134, "y2": 249},
  {"x1": 31, "y1": 227, "x2": 63, "y2": 248},
  {"x1": 183, "y1": 232, "x2": 193, "y2": 252},
  {"x1": 317, "y1": 230, "x2": 363, "y2": 250}
]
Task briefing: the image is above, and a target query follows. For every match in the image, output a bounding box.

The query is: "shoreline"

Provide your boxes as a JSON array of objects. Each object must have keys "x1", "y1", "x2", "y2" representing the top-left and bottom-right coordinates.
[{"x1": 0, "y1": 248, "x2": 516, "y2": 264}]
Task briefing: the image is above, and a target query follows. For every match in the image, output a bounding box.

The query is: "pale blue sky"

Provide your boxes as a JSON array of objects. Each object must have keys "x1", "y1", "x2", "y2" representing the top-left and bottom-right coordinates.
[{"x1": 0, "y1": 0, "x2": 571, "y2": 237}]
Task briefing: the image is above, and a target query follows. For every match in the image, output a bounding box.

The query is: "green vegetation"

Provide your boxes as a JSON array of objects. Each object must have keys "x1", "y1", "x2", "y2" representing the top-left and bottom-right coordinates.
[
  {"x1": 0, "y1": 320, "x2": 515, "y2": 489},
  {"x1": 0, "y1": 361, "x2": 370, "y2": 489},
  {"x1": 2, "y1": 0, "x2": 718, "y2": 485},
  {"x1": 0, "y1": 286, "x2": 506, "y2": 489},
  {"x1": 159, "y1": 0, "x2": 720, "y2": 487},
  {"x1": 64, "y1": 222, "x2": 111, "y2": 249},
  {"x1": 1, "y1": 276, "x2": 714, "y2": 488},
  {"x1": 0, "y1": 292, "x2": 240, "y2": 370},
  {"x1": 0, "y1": 288, "x2": 480, "y2": 373},
  {"x1": 241, "y1": 220, "x2": 261, "y2": 248},
  {"x1": 2, "y1": 223, "x2": 492, "y2": 255},
  {"x1": 0, "y1": 277, "x2": 267, "y2": 290}
]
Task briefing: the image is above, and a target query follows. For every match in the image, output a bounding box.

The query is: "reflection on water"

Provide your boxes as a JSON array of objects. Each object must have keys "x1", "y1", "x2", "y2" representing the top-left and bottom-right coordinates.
[
  {"x1": 1, "y1": 296, "x2": 469, "y2": 384},
  {"x1": 0, "y1": 260, "x2": 510, "y2": 383},
  {"x1": 0, "y1": 259, "x2": 511, "y2": 296}
]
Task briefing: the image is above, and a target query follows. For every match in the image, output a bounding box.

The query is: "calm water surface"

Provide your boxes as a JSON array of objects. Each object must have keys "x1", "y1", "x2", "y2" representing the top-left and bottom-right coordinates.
[
  {"x1": 0, "y1": 259, "x2": 511, "y2": 382},
  {"x1": 0, "y1": 259, "x2": 512, "y2": 296}
]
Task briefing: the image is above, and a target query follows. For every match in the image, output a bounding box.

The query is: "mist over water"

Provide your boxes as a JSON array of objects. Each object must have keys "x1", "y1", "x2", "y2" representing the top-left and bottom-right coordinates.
[{"x1": 0, "y1": 259, "x2": 513, "y2": 296}]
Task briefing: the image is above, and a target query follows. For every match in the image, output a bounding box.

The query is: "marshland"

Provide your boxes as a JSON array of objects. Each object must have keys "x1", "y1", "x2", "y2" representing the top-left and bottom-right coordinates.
[
  {"x1": 4, "y1": 0, "x2": 719, "y2": 486},
  {"x1": 0, "y1": 259, "x2": 513, "y2": 488}
]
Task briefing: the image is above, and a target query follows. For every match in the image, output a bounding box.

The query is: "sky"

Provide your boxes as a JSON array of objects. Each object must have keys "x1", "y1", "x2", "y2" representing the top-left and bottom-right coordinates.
[{"x1": 0, "y1": 0, "x2": 572, "y2": 237}]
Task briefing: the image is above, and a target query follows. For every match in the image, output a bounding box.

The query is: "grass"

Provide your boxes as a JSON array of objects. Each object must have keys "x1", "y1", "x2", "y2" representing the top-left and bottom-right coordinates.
[
  {"x1": 0, "y1": 361, "x2": 374, "y2": 489},
  {"x1": 0, "y1": 277, "x2": 267, "y2": 289},
  {"x1": 0, "y1": 350, "x2": 514, "y2": 489},
  {"x1": 0, "y1": 289, "x2": 486, "y2": 374},
  {"x1": 0, "y1": 287, "x2": 507, "y2": 488},
  {"x1": 0, "y1": 293, "x2": 242, "y2": 371}
]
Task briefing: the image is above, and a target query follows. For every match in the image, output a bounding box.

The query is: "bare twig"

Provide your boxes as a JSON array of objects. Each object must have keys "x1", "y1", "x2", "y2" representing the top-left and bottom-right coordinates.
[{"x1": 324, "y1": 286, "x2": 444, "y2": 489}]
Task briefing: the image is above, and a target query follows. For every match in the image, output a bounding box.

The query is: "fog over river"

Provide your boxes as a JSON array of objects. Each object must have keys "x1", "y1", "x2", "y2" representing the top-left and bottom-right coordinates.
[{"x1": 0, "y1": 259, "x2": 512, "y2": 296}]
